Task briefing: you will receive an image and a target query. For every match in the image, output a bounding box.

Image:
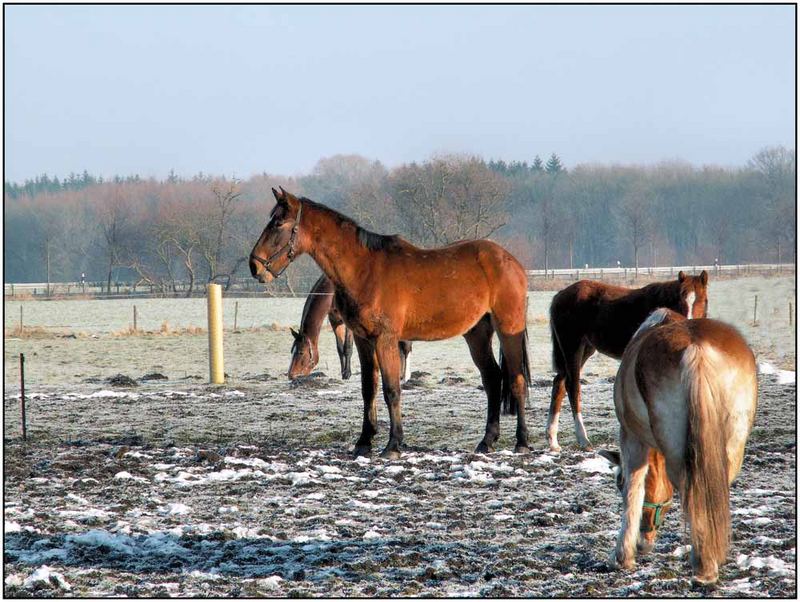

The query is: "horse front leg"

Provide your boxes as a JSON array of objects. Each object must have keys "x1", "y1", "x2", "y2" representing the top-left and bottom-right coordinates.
[
  {"x1": 375, "y1": 335, "x2": 404, "y2": 459},
  {"x1": 332, "y1": 322, "x2": 352, "y2": 380},
  {"x1": 352, "y1": 336, "x2": 378, "y2": 456},
  {"x1": 610, "y1": 431, "x2": 649, "y2": 570}
]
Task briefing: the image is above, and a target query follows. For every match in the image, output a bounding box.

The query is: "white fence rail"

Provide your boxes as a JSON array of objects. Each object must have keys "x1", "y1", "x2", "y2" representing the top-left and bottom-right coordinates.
[
  {"x1": 527, "y1": 263, "x2": 795, "y2": 280},
  {"x1": 3, "y1": 263, "x2": 796, "y2": 299}
]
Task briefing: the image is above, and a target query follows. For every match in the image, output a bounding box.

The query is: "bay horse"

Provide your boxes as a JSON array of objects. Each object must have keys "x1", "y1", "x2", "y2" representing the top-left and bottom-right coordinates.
[
  {"x1": 290, "y1": 275, "x2": 414, "y2": 382},
  {"x1": 250, "y1": 188, "x2": 531, "y2": 459},
  {"x1": 289, "y1": 274, "x2": 353, "y2": 380},
  {"x1": 600, "y1": 308, "x2": 757, "y2": 584},
  {"x1": 547, "y1": 271, "x2": 709, "y2": 451}
]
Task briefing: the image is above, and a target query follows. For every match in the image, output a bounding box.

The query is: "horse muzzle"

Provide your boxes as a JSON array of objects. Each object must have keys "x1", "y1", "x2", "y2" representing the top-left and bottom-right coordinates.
[{"x1": 249, "y1": 256, "x2": 274, "y2": 283}]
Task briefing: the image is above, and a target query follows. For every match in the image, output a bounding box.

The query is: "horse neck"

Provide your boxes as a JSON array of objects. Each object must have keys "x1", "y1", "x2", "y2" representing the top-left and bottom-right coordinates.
[
  {"x1": 299, "y1": 279, "x2": 333, "y2": 342},
  {"x1": 645, "y1": 449, "x2": 673, "y2": 502},
  {"x1": 300, "y1": 203, "x2": 373, "y2": 294},
  {"x1": 630, "y1": 280, "x2": 682, "y2": 314}
]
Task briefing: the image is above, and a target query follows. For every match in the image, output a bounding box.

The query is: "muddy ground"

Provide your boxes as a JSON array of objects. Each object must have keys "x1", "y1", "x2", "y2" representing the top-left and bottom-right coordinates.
[
  {"x1": 3, "y1": 275, "x2": 796, "y2": 597},
  {"x1": 3, "y1": 370, "x2": 796, "y2": 597}
]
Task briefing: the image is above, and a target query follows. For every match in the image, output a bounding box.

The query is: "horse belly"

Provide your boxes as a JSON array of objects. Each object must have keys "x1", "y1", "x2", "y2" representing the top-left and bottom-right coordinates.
[{"x1": 402, "y1": 303, "x2": 488, "y2": 341}]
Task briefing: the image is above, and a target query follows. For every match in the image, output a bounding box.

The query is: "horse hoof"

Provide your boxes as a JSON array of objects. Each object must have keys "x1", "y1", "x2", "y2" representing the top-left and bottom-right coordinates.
[
  {"x1": 380, "y1": 448, "x2": 401, "y2": 460},
  {"x1": 608, "y1": 551, "x2": 634, "y2": 571},
  {"x1": 352, "y1": 446, "x2": 371, "y2": 458},
  {"x1": 475, "y1": 442, "x2": 494, "y2": 454},
  {"x1": 514, "y1": 445, "x2": 531, "y2": 455},
  {"x1": 548, "y1": 443, "x2": 562, "y2": 453},
  {"x1": 691, "y1": 574, "x2": 719, "y2": 587}
]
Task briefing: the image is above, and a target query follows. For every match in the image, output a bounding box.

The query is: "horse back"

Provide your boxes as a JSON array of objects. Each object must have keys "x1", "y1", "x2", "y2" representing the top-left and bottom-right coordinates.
[
  {"x1": 551, "y1": 279, "x2": 687, "y2": 358},
  {"x1": 551, "y1": 280, "x2": 644, "y2": 357}
]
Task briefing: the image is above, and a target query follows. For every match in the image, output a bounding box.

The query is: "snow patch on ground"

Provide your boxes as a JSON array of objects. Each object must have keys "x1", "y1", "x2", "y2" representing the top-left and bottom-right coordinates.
[
  {"x1": 576, "y1": 456, "x2": 614, "y2": 474},
  {"x1": 758, "y1": 362, "x2": 795, "y2": 384},
  {"x1": 736, "y1": 553, "x2": 795, "y2": 577}
]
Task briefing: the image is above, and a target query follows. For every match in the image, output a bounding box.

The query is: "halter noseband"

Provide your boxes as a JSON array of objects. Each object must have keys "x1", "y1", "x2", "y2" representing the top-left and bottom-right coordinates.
[
  {"x1": 641, "y1": 500, "x2": 672, "y2": 533},
  {"x1": 251, "y1": 202, "x2": 303, "y2": 278}
]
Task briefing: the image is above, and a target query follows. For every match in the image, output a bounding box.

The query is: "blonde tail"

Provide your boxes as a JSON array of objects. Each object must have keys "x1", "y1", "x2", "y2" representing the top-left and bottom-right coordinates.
[{"x1": 681, "y1": 344, "x2": 731, "y2": 580}]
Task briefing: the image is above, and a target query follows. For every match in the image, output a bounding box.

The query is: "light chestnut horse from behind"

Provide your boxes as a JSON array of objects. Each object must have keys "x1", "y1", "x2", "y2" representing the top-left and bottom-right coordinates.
[{"x1": 601, "y1": 308, "x2": 757, "y2": 584}]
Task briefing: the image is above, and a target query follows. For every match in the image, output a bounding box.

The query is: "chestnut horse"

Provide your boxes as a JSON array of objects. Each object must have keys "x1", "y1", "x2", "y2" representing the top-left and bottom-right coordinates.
[
  {"x1": 250, "y1": 188, "x2": 531, "y2": 458},
  {"x1": 601, "y1": 308, "x2": 757, "y2": 584},
  {"x1": 290, "y1": 275, "x2": 414, "y2": 382},
  {"x1": 547, "y1": 271, "x2": 709, "y2": 451}
]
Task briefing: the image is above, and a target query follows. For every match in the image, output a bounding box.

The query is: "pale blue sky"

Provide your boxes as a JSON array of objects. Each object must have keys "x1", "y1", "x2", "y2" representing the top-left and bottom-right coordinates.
[{"x1": 5, "y1": 4, "x2": 795, "y2": 182}]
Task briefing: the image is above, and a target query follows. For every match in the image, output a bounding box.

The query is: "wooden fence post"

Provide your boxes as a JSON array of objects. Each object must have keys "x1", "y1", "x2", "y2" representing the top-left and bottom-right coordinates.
[
  {"x1": 20, "y1": 353, "x2": 27, "y2": 441},
  {"x1": 207, "y1": 284, "x2": 225, "y2": 384},
  {"x1": 753, "y1": 295, "x2": 758, "y2": 326},
  {"x1": 133, "y1": 305, "x2": 138, "y2": 331},
  {"x1": 234, "y1": 301, "x2": 239, "y2": 331}
]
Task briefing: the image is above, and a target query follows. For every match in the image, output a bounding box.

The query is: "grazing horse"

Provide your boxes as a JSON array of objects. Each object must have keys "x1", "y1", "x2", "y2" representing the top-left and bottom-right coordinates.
[
  {"x1": 289, "y1": 275, "x2": 353, "y2": 380},
  {"x1": 601, "y1": 308, "x2": 757, "y2": 584},
  {"x1": 290, "y1": 276, "x2": 414, "y2": 382},
  {"x1": 547, "y1": 271, "x2": 709, "y2": 451},
  {"x1": 250, "y1": 188, "x2": 531, "y2": 459}
]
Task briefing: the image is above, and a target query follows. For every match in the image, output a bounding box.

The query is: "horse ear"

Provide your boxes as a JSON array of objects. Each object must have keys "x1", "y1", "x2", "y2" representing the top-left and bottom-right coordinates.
[
  {"x1": 281, "y1": 188, "x2": 300, "y2": 212},
  {"x1": 272, "y1": 187, "x2": 286, "y2": 204},
  {"x1": 678, "y1": 270, "x2": 686, "y2": 283},
  {"x1": 699, "y1": 270, "x2": 708, "y2": 286},
  {"x1": 290, "y1": 328, "x2": 300, "y2": 340},
  {"x1": 598, "y1": 449, "x2": 621, "y2": 468}
]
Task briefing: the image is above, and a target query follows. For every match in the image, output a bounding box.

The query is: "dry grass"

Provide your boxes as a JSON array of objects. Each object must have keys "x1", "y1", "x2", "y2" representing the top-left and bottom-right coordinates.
[
  {"x1": 112, "y1": 321, "x2": 206, "y2": 337},
  {"x1": 3, "y1": 326, "x2": 62, "y2": 339}
]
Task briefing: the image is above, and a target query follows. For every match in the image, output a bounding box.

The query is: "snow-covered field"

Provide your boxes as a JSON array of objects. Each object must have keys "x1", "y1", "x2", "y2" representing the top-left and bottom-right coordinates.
[{"x1": 3, "y1": 275, "x2": 796, "y2": 597}]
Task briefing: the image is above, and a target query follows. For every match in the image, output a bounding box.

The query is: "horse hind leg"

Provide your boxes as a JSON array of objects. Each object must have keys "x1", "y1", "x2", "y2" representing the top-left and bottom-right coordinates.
[
  {"x1": 566, "y1": 342, "x2": 594, "y2": 450},
  {"x1": 495, "y1": 328, "x2": 531, "y2": 454},
  {"x1": 463, "y1": 316, "x2": 502, "y2": 453}
]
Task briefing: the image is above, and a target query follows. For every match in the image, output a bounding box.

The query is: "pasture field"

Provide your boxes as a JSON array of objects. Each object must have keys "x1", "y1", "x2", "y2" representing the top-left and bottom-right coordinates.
[{"x1": 3, "y1": 275, "x2": 796, "y2": 597}]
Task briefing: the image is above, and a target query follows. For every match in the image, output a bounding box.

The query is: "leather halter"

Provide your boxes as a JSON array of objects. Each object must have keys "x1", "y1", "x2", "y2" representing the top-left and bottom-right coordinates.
[
  {"x1": 641, "y1": 500, "x2": 672, "y2": 533},
  {"x1": 251, "y1": 202, "x2": 303, "y2": 278}
]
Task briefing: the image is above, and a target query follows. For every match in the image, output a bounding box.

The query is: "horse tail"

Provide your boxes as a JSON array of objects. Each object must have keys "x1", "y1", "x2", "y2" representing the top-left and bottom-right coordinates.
[
  {"x1": 501, "y1": 299, "x2": 531, "y2": 416},
  {"x1": 681, "y1": 343, "x2": 731, "y2": 576}
]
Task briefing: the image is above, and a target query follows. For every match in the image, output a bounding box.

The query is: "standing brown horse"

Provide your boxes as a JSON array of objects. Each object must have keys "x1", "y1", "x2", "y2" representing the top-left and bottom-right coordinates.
[
  {"x1": 600, "y1": 308, "x2": 757, "y2": 584},
  {"x1": 289, "y1": 275, "x2": 414, "y2": 382},
  {"x1": 250, "y1": 188, "x2": 531, "y2": 458},
  {"x1": 547, "y1": 272, "x2": 709, "y2": 451}
]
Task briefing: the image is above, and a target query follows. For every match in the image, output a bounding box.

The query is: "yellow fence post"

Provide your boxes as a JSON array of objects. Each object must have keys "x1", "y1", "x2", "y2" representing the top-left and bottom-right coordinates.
[{"x1": 207, "y1": 284, "x2": 225, "y2": 384}]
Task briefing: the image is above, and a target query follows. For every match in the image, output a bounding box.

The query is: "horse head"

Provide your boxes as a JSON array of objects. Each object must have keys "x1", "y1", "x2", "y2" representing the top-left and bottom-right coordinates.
[
  {"x1": 288, "y1": 328, "x2": 319, "y2": 379},
  {"x1": 599, "y1": 449, "x2": 674, "y2": 553},
  {"x1": 249, "y1": 187, "x2": 305, "y2": 283},
  {"x1": 678, "y1": 270, "x2": 709, "y2": 319}
]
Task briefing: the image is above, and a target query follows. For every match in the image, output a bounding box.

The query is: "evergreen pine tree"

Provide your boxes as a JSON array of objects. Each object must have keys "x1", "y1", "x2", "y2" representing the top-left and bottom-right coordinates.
[
  {"x1": 545, "y1": 153, "x2": 564, "y2": 174},
  {"x1": 532, "y1": 155, "x2": 544, "y2": 173}
]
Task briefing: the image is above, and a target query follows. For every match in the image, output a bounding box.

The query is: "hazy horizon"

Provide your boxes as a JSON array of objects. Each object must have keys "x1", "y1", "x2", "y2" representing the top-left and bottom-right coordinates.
[{"x1": 5, "y1": 5, "x2": 795, "y2": 183}]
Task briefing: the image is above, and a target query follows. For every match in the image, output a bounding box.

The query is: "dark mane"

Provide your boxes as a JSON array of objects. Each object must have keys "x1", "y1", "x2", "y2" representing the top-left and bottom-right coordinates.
[{"x1": 299, "y1": 196, "x2": 405, "y2": 252}]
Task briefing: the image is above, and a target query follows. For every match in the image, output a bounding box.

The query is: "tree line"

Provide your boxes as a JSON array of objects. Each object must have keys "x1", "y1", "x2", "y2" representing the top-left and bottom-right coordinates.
[{"x1": 4, "y1": 146, "x2": 795, "y2": 293}]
